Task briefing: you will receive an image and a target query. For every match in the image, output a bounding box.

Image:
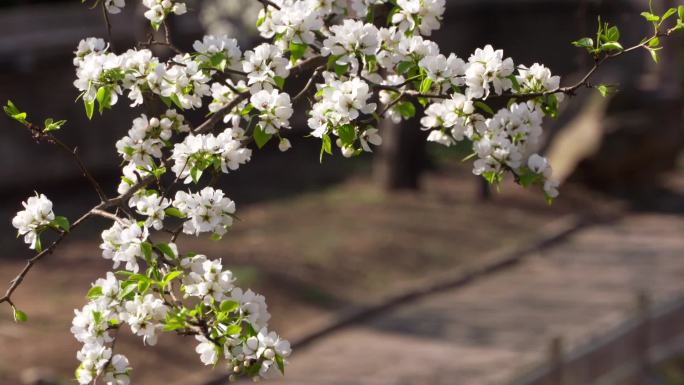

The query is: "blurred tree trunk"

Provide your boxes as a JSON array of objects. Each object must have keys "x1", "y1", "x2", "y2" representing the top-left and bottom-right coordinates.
[{"x1": 373, "y1": 119, "x2": 427, "y2": 191}]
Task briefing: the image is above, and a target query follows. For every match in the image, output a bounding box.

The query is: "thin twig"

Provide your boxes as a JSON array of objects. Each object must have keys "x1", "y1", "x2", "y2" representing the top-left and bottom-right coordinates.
[{"x1": 101, "y1": 1, "x2": 115, "y2": 52}]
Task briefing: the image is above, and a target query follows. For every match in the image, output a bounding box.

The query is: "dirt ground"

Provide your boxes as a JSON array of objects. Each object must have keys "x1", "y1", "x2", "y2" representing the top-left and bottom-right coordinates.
[{"x1": 0, "y1": 160, "x2": 640, "y2": 385}]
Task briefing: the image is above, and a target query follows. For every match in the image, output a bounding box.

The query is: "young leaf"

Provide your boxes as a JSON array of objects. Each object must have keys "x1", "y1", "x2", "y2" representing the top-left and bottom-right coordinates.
[
  {"x1": 219, "y1": 300, "x2": 239, "y2": 313},
  {"x1": 44, "y1": 118, "x2": 67, "y2": 132},
  {"x1": 140, "y1": 241, "x2": 153, "y2": 261},
  {"x1": 572, "y1": 37, "x2": 594, "y2": 51},
  {"x1": 419, "y1": 78, "x2": 433, "y2": 94},
  {"x1": 289, "y1": 41, "x2": 308, "y2": 63},
  {"x1": 275, "y1": 355, "x2": 285, "y2": 375},
  {"x1": 641, "y1": 11, "x2": 660, "y2": 23},
  {"x1": 84, "y1": 98, "x2": 95, "y2": 120},
  {"x1": 273, "y1": 76, "x2": 286, "y2": 90},
  {"x1": 13, "y1": 308, "x2": 28, "y2": 323},
  {"x1": 155, "y1": 243, "x2": 177, "y2": 259},
  {"x1": 474, "y1": 101, "x2": 494, "y2": 116},
  {"x1": 164, "y1": 207, "x2": 186, "y2": 219},
  {"x1": 320, "y1": 133, "x2": 332, "y2": 162},
  {"x1": 4, "y1": 100, "x2": 28, "y2": 124},
  {"x1": 87, "y1": 286, "x2": 103, "y2": 300},
  {"x1": 396, "y1": 101, "x2": 416, "y2": 118},
  {"x1": 162, "y1": 271, "x2": 183, "y2": 287},
  {"x1": 95, "y1": 86, "x2": 112, "y2": 114},
  {"x1": 51, "y1": 216, "x2": 70, "y2": 232},
  {"x1": 337, "y1": 124, "x2": 356, "y2": 145},
  {"x1": 253, "y1": 125, "x2": 273, "y2": 149},
  {"x1": 601, "y1": 42, "x2": 624, "y2": 52},
  {"x1": 661, "y1": 7, "x2": 677, "y2": 22}
]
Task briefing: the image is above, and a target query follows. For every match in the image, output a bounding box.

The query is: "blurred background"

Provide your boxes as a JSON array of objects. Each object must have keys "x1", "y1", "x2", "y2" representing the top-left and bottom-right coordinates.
[{"x1": 1, "y1": 1, "x2": 684, "y2": 385}]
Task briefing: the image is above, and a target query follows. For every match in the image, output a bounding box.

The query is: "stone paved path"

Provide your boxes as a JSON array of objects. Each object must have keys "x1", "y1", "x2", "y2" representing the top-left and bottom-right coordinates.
[{"x1": 268, "y1": 213, "x2": 684, "y2": 385}]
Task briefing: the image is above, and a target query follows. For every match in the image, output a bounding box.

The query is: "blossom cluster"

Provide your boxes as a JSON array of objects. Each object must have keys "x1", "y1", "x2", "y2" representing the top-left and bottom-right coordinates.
[
  {"x1": 173, "y1": 187, "x2": 237, "y2": 237},
  {"x1": 11, "y1": 193, "x2": 57, "y2": 250},
  {"x1": 3, "y1": 0, "x2": 581, "y2": 383},
  {"x1": 180, "y1": 255, "x2": 290, "y2": 378}
]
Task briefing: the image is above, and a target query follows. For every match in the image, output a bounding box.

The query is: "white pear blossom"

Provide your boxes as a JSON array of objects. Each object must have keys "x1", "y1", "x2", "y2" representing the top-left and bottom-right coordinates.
[
  {"x1": 242, "y1": 43, "x2": 290, "y2": 92},
  {"x1": 181, "y1": 254, "x2": 235, "y2": 303},
  {"x1": 142, "y1": 0, "x2": 187, "y2": 26},
  {"x1": 173, "y1": 187, "x2": 236, "y2": 236},
  {"x1": 230, "y1": 288, "x2": 271, "y2": 330},
  {"x1": 104, "y1": 0, "x2": 126, "y2": 14},
  {"x1": 322, "y1": 20, "x2": 380, "y2": 71},
  {"x1": 278, "y1": 138, "x2": 292, "y2": 152},
  {"x1": 195, "y1": 335, "x2": 220, "y2": 366},
  {"x1": 129, "y1": 193, "x2": 171, "y2": 230},
  {"x1": 193, "y1": 35, "x2": 242, "y2": 71},
  {"x1": 120, "y1": 294, "x2": 169, "y2": 346},
  {"x1": 251, "y1": 89, "x2": 294, "y2": 134},
  {"x1": 465, "y1": 45, "x2": 515, "y2": 99},
  {"x1": 100, "y1": 221, "x2": 150, "y2": 273},
  {"x1": 11, "y1": 193, "x2": 55, "y2": 250},
  {"x1": 171, "y1": 129, "x2": 252, "y2": 183},
  {"x1": 393, "y1": 0, "x2": 446, "y2": 36}
]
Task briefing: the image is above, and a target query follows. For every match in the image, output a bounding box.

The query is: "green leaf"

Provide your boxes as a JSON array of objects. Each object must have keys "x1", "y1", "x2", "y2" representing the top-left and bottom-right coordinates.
[
  {"x1": 4, "y1": 100, "x2": 28, "y2": 124},
  {"x1": 169, "y1": 94, "x2": 184, "y2": 110},
  {"x1": 601, "y1": 42, "x2": 624, "y2": 52},
  {"x1": 219, "y1": 300, "x2": 239, "y2": 313},
  {"x1": 96, "y1": 86, "x2": 112, "y2": 114},
  {"x1": 51, "y1": 216, "x2": 70, "y2": 232},
  {"x1": 646, "y1": 46, "x2": 661, "y2": 63},
  {"x1": 256, "y1": 15, "x2": 266, "y2": 28},
  {"x1": 517, "y1": 168, "x2": 541, "y2": 188},
  {"x1": 678, "y1": 5, "x2": 684, "y2": 21},
  {"x1": 33, "y1": 236, "x2": 42, "y2": 253},
  {"x1": 163, "y1": 318, "x2": 186, "y2": 332},
  {"x1": 210, "y1": 233, "x2": 223, "y2": 241},
  {"x1": 661, "y1": 7, "x2": 677, "y2": 22},
  {"x1": 482, "y1": 171, "x2": 503, "y2": 185},
  {"x1": 275, "y1": 355, "x2": 285, "y2": 375},
  {"x1": 140, "y1": 241, "x2": 153, "y2": 261},
  {"x1": 84, "y1": 99, "x2": 95, "y2": 120},
  {"x1": 225, "y1": 323, "x2": 242, "y2": 335},
  {"x1": 334, "y1": 63, "x2": 349, "y2": 77},
  {"x1": 164, "y1": 207, "x2": 186, "y2": 219},
  {"x1": 641, "y1": 11, "x2": 660, "y2": 23},
  {"x1": 419, "y1": 78, "x2": 433, "y2": 94},
  {"x1": 253, "y1": 125, "x2": 273, "y2": 149},
  {"x1": 3, "y1": 100, "x2": 20, "y2": 116},
  {"x1": 396, "y1": 61, "x2": 414, "y2": 75},
  {"x1": 572, "y1": 37, "x2": 594, "y2": 50},
  {"x1": 241, "y1": 104, "x2": 254, "y2": 117},
  {"x1": 595, "y1": 83, "x2": 613, "y2": 97},
  {"x1": 13, "y1": 308, "x2": 28, "y2": 323},
  {"x1": 396, "y1": 101, "x2": 416, "y2": 118},
  {"x1": 648, "y1": 37, "x2": 660, "y2": 48},
  {"x1": 209, "y1": 53, "x2": 228, "y2": 72},
  {"x1": 155, "y1": 243, "x2": 177, "y2": 259},
  {"x1": 474, "y1": 101, "x2": 494, "y2": 116},
  {"x1": 190, "y1": 166, "x2": 203, "y2": 184},
  {"x1": 44, "y1": 118, "x2": 67, "y2": 132},
  {"x1": 320, "y1": 133, "x2": 332, "y2": 162},
  {"x1": 118, "y1": 282, "x2": 137, "y2": 300},
  {"x1": 87, "y1": 286, "x2": 103, "y2": 300},
  {"x1": 273, "y1": 76, "x2": 286, "y2": 90},
  {"x1": 162, "y1": 271, "x2": 183, "y2": 287},
  {"x1": 603, "y1": 26, "x2": 620, "y2": 42},
  {"x1": 137, "y1": 279, "x2": 151, "y2": 294},
  {"x1": 337, "y1": 124, "x2": 356, "y2": 145},
  {"x1": 289, "y1": 41, "x2": 308, "y2": 64}
]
